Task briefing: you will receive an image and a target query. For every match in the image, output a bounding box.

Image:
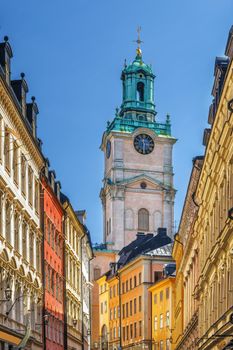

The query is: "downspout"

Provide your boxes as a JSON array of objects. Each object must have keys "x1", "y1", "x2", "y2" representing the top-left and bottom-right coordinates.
[
  {"x1": 63, "y1": 204, "x2": 69, "y2": 350},
  {"x1": 40, "y1": 179, "x2": 46, "y2": 350},
  {"x1": 116, "y1": 271, "x2": 122, "y2": 350},
  {"x1": 81, "y1": 235, "x2": 84, "y2": 350}
]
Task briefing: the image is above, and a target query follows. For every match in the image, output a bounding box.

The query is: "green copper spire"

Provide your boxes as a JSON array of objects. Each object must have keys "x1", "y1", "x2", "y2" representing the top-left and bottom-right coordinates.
[
  {"x1": 120, "y1": 28, "x2": 156, "y2": 119},
  {"x1": 105, "y1": 29, "x2": 172, "y2": 138}
]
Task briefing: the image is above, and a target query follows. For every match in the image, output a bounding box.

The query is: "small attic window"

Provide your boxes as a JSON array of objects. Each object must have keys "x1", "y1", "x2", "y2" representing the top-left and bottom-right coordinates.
[{"x1": 137, "y1": 82, "x2": 144, "y2": 102}]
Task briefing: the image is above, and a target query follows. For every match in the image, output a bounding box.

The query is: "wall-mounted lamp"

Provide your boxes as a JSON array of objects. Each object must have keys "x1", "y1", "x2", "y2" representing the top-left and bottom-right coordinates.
[
  {"x1": 228, "y1": 99, "x2": 233, "y2": 112},
  {"x1": 228, "y1": 207, "x2": 233, "y2": 220},
  {"x1": 44, "y1": 313, "x2": 50, "y2": 325},
  {"x1": 0, "y1": 284, "x2": 12, "y2": 303}
]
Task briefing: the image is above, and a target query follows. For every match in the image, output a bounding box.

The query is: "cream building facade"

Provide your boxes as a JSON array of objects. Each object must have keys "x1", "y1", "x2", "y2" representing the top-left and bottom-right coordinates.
[
  {"x1": 194, "y1": 26, "x2": 233, "y2": 350},
  {"x1": 0, "y1": 38, "x2": 44, "y2": 348},
  {"x1": 100, "y1": 46, "x2": 176, "y2": 251},
  {"x1": 61, "y1": 194, "x2": 83, "y2": 350}
]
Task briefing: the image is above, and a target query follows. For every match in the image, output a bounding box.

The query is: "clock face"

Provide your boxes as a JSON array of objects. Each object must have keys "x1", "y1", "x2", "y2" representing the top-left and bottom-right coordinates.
[
  {"x1": 106, "y1": 140, "x2": 111, "y2": 158},
  {"x1": 134, "y1": 134, "x2": 154, "y2": 154}
]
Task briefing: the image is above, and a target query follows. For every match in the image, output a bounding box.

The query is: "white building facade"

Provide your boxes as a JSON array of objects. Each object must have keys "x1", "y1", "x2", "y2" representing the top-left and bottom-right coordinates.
[{"x1": 0, "y1": 38, "x2": 44, "y2": 349}]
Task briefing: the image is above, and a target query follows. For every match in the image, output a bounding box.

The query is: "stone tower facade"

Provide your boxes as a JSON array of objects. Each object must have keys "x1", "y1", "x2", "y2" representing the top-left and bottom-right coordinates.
[{"x1": 100, "y1": 47, "x2": 176, "y2": 251}]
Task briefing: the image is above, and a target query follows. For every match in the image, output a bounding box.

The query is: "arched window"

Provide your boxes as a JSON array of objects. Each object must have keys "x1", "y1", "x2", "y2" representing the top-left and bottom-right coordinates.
[
  {"x1": 136, "y1": 82, "x2": 144, "y2": 102},
  {"x1": 138, "y1": 208, "x2": 149, "y2": 231}
]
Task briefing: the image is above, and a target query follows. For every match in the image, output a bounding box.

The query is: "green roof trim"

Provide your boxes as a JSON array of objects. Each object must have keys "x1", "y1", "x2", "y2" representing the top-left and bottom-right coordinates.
[{"x1": 106, "y1": 116, "x2": 172, "y2": 136}]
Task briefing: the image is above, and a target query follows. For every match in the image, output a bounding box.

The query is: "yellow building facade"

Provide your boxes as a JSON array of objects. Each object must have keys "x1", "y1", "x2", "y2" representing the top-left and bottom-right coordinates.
[
  {"x1": 172, "y1": 25, "x2": 233, "y2": 350},
  {"x1": 149, "y1": 276, "x2": 176, "y2": 350},
  {"x1": 194, "y1": 26, "x2": 233, "y2": 350},
  {"x1": 98, "y1": 275, "x2": 110, "y2": 350}
]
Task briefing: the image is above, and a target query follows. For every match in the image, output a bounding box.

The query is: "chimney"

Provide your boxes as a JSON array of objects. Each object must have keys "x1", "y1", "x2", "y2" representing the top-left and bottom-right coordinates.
[
  {"x1": 55, "y1": 181, "x2": 61, "y2": 201},
  {"x1": 49, "y1": 170, "x2": 56, "y2": 192},
  {"x1": 157, "y1": 228, "x2": 167, "y2": 237},
  {"x1": 0, "y1": 36, "x2": 13, "y2": 85},
  {"x1": 136, "y1": 232, "x2": 145, "y2": 237},
  {"x1": 27, "y1": 96, "x2": 38, "y2": 138},
  {"x1": 75, "y1": 210, "x2": 86, "y2": 225},
  {"x1": 11, "y1": 73, "x2": 28, "y2": 118},
  {"x1": 225, "y1": 25, "x2": 233, "y2": 59},
  {"x1": 44, "y1": 158, "x2": 50, "y2": 179}
]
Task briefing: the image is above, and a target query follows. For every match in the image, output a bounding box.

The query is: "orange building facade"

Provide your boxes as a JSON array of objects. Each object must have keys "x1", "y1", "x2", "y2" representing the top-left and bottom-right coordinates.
[
  {"x1": 41, "y1": 163, "x2": 65, "y2": 350},
  {"x1": 97, "y1": 232, "x2": 174, "y2": 350}
]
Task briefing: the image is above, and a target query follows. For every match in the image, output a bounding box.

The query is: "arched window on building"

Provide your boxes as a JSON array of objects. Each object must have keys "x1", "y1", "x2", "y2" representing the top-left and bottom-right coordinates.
[
  {"x1": 136, "y1": 82, "x2": 144, "y2": 102},
  {"x1": 138, "y1": 208, "x2": 149, "y2": 231}
]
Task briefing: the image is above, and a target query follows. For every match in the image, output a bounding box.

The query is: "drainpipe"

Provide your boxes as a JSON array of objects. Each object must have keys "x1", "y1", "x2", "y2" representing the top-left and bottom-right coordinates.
[
  {"x1": 81, "y1": 235, "x2": 84, "y2": 350},
  {"x1": 116, "y1": 272, "x2": 122, "y2": 350},
  {"x1": 63, "y1": 207, "x2": 68, "y2": 350},
  {"x1": 40, "y1": 179, "x2": 46, "y2": 350}
]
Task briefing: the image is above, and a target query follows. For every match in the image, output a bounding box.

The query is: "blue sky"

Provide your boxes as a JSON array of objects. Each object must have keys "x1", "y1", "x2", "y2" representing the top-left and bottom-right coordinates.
[{"x1": 1, "y1": 1, "x2": 233, "y2": 243}]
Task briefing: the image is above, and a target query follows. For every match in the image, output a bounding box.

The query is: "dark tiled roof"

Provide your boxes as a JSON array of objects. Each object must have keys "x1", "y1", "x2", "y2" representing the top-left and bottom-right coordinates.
[{"x1": 118, "y1": 228, "x2": 172, "y2": 267}]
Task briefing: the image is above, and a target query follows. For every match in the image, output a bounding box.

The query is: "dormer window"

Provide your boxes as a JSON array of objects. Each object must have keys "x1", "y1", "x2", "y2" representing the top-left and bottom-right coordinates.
[{"x1": 137, "y1": 82, "x2": 144, "y2": 102}]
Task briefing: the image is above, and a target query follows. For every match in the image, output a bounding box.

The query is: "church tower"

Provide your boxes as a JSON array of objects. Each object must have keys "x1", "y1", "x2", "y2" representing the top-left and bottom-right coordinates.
[{"x1": 100, "y1": 39, "x2": 176, "y2": 251}]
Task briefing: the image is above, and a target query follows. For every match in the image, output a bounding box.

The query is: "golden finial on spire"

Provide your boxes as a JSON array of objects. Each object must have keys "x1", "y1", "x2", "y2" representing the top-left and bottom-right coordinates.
[{"x1": 134, "y1": 26, "x2": 143, "y2": 57}]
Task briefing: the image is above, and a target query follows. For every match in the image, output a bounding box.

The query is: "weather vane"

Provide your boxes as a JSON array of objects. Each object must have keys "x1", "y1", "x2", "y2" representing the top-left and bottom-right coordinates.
[{"x1": 134, "y1": 26, "x2": 143, "y2": 56}]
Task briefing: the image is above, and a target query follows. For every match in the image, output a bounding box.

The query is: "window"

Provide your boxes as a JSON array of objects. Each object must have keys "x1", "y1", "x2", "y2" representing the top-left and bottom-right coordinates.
[
  {"x1": 51, "y1": 270, "x2": 55, "y2": 294},
  {"x1": 5, "y1": 200, "x2": 11, "y2": 242},
  {"x1": 110, "y1": 287, "x2": 112, "y2": 298},
  {"x1": 118, "y1": 306, "x2": 120, "y2": 317},
  {"x1": 36, "y1": 239, "x2": 41, "y2": 272},
  {"x1": 139, "y1": 320, "x2": 142, "y2": 337},
  {"x1": 134, "y1": 298, "x2": 137, "y2": 314},
  {"x1": 136, "y1": 82, "x2": 144, "y2": 101},
  {"x1": 29, "y1": 231, "x2": 34, "y2": 266},
  {"x1": 104, "y1": 301, "x2": 107, "y2": 313},
  {"x1": 130, "y1": 278, "x2": 132, "y2": 290},
  {"x1": 13, "y1": 141, "x2": 18, "y2": 184},
  {"x1": 160, "y1": 340, "x2": 164, "y2": 350},
  {"x1": 14, "y1": 212, "x2": 19, "y2": 251},
  {"x1": 110, "y1": 308, "x2": 112, "y2": 320},
  {"x1": 21, "y1": 154, "x2": 26, "y2": 195},
  {"x1": 139, "y1": 296, "x2": 142, "y2": 312},
  {"x1": 28, "y1": 166, "x2": 33, "y2": 205},
  {"x1": 94, "y1": 268, "x2": 101, "y2": 280},
  {"x1": 154, "y1": 315, "x2": 158, "y2": 330},
  {"x1": 47, "y1": 220, "x2": 51, "y2": 245},
  {"x1": 130, "y1": 324, "x2": 133, "y2": 339},
  {"x1": 166, "y1": 287, "x2": 170, "y2": 299},
  {"x1": 134, "y1": 276, "x2": 137, "y2": 287},
  {"x1": 154, "y1": 294, "x2": 157, "y2": 304},
  {"x1": 114, "y1": 306, "x2": 116, "y2": 319},
  {"x1": 160, "y1": 291, "x2": 163, "y2": 302},
  {"x1": 126, "y1": 302, "x2": 129, "y2": 317},
  {"x1": 100, "y1": 302, "x2": 103, "y2": 314},
  {"x1": 123, "y1": 327, "x2": 125, "y2": 341},
  {"x1": 166, "y1": 311, "x2": 170, "y2": 327},
  {"x1": 154, "y1": 271, "x2": 163, "y2": 283},
  {"x1": 22, "y1": 222, "x2": 27, "y2": 258},
  {"x1": 34, "y1": 179, "x2": 39, "y2": 213},
  {"x1": 160, "y1": 314, "x2": 163, "y2": 328},
  {"x1": 122, "y1": 282, "x2": 125, "y2": 294},
  {"x1": 139, "y1": 272, "x2": 142, "y2": 284},
  {"x1": 134, "y1": 322, "x2": 137, "y2": 338},
  {"x1": 126, "y1": 280, "x2": 128, "y2": 292},
  {"x1": 4, "y1": 127, "x2": 10, "y2": 171},
  {"x1": 126, "y1": 325, "x2": 129, "y2": 340},
  {"x1": 138, "y1": 208, "x2": 149, "y2": 231},
  {"x1": 166, "y1": 339, "x2": 170, "y2": 350},
  {"x1": 113, "y1": 285, "x2": 116, "y2": 297},
  {"x1": 130, "y1": 300, "x2": 132, "y2": 316},
  {"x1": 122, "y1": 304, "x2": 125, "y2": 319},
  {"x1": 113, "y1": 327, "x2": 116, "y2": 339}
]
